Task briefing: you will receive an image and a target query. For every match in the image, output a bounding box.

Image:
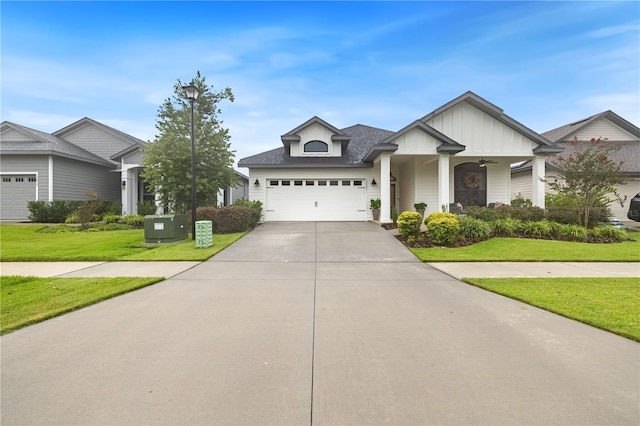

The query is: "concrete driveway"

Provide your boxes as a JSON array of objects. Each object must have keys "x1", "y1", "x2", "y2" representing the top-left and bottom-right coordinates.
[{"x1": 2, "y1": 222, "x2": 638, "y2": 425}]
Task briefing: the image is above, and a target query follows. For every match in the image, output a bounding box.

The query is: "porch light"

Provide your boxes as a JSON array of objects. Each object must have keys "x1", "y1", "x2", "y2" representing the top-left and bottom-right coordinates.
[
  {"x1": 371, "y1": 178, "x2": 377, "y2": 185},
  {"x1": 254, "y1": 179, "x2": 259, "y2": 186},
  {"x1": 121, "y1": 180, "x2": 126, "y2": 189}
]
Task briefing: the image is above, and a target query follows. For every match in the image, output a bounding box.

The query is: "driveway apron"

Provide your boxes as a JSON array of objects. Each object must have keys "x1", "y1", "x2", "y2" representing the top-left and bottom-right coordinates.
[{"x1": 1, "y1": 222, "x2": 638, "y2": 425}]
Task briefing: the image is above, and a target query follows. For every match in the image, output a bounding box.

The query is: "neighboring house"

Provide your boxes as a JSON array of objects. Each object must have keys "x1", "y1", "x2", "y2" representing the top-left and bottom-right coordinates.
[
  {"x1": 219, "y1": 171, "x2": 250, "y2": 206},
  {"x1": 1, "y1": 118, "x2": 244, "y2": 220},
  {"x1": 511, "y1": 111, "x2": 640, "y2": 219},
  {"x1": 239, "y1": 91, "x2": 562, "y2": 222}
]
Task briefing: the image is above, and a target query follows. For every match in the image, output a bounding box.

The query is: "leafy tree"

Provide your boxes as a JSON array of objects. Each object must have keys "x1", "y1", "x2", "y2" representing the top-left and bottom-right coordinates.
[
  {"x1": 546, "y1": 137, "x2": 627, "y2": 227},
  {"x1": 141, "y1": 72, "x2": 235, "y2": 213}
]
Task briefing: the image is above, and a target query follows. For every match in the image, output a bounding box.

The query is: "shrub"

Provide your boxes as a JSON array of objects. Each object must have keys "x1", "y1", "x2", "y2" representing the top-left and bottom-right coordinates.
[
  {"x1": 508, "y1": 206, "x2": 545, "y2": 222},
  {"x1": 91, "y1": 222, "x2": 133, "y2": 231},
  {"x1": 557, "y1": 224, "x2": 588, "y2": 242},
  {"x1": 546, "y1": 207, "x2": 581, "y2": 225},
  {"x1": 28, "y1": 200, "x2": 80, "y2": 223},
  {"x1": 195, "y1": 206, "x2": 259, "y2": 233},
  {"x1": 137, "y1": 200, "x2": 157, "y2": 216},
  {"x1": 65, "y1": 213, "x2": 80, "y2": 224},
  {"x1": 75, "y1": 190, "x2": 102, "y2": 228},
  {"x1": 99, "y1": 201, "x2": 123, "y2": 216},
  {"x1": 458, "y1": 216, "x2": 492, "y2": 241},
  {"x1": 424, "y1": 212, "x2": 457, "y2": 225},
  {"x1": 426, "y1": 216, "x2": 460, "y2": 246},
  {"x1": 589, "y1": 226, "x2": 628, "y2": 242},
  {"x1": 397, "y1": 211, "x2": 422, "y2": 237},
  {"x1": 522, "y1": 220, "x2": 552, "y2": 238},
  {"x1": 102, "y1": 214, "x2": 122, "y2": 224},
  {"x1": 491, "y1": 218, "x2": 522, "y2": 237},
  {"x1": 511, "y1": 195, "x2": 532, "y2": 207},
  {"x1": 466, "y1": 206, "x2": 500, "y2": 222},
  {"x1": 122, "y1": 215, "x2": 144, "y2": 228},
  {"x1": 37, "y1": 225, "x2": 79, "y2": 234}
]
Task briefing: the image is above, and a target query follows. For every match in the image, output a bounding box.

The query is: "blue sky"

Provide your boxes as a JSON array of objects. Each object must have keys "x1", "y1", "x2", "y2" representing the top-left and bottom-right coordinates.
[{"x1": 2, "y1": 1, "x2": 638, "y2": 170}]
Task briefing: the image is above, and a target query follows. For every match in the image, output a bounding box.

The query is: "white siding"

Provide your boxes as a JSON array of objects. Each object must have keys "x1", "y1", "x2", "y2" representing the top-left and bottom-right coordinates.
[
  {"x1": 486, "y1": 163, "x2": 511, "y2": 204},
  {"x1": 290, "y1": 122, "x2": 342, "y2": 157},
  {"x1": 569, "y1": 119, "x2": 637, "y2": 142},
  {"x1": 415, "y1": 160, "x2": 440, "y2": 215},
  {"x1": 392, "y1": 129, "x2": 440, "y2": 155},
  {"x1": 510, "y1": 172, "x2": 532, "y2": 201},
  {"x1": 426, "y1": 102, "x2": 539, "y2": 156}
]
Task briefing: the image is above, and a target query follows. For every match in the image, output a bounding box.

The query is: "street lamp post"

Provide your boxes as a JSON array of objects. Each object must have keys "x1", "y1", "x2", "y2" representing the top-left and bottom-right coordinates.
[{"x1": 183, "y1": 82, "x2": 200, "y2": 240}]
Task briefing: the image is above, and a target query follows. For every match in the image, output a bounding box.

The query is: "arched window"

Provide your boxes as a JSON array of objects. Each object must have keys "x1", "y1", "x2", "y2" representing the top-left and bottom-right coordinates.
[{"x1": 304, "y1": 140, "x2": 328, "y2": 153}]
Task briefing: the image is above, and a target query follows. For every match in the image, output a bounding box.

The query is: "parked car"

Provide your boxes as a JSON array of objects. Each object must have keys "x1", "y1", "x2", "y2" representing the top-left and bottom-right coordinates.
[
  {"x1": 627, "y1": 193, "x2": 640, "y2": 222},
  {"x1": 608, "y1": 219, "x2": 629, "y2": 231}
]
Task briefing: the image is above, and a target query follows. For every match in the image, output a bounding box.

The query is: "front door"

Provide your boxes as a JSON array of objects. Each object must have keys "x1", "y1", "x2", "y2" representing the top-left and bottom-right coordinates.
[{"x1": 454, "y1": 163, "x2": 487, "y2": 208}]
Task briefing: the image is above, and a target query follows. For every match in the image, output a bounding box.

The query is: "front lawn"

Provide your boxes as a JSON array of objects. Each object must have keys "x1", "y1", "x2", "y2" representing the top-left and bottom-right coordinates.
[
  {"x1": 463, "y1": 277, "x2": 640, "y2": 342},
  {"x1": 1, "y1": 276, "x2": 164, "y2": 334},
  {"x1": 0, "y1": 224, "x2": 245, "y2": 261},
  {"x1": 411, "y1": 234, "x2": 640, "y2": 262}
]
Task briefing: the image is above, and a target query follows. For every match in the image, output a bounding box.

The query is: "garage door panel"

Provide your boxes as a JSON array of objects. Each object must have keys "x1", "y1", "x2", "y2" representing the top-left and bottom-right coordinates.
[
  {"x1": 265, "y1": 179, "x2": 366, "y2": 221},
  {"x1": 1, "y1": 175, "x2": 37, "y2": 220}
]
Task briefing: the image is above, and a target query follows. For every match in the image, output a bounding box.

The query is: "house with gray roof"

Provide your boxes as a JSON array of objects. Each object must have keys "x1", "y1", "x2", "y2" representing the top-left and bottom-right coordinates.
[
  {"x1": 1, "y1": 118, "x2": 250, "y2": 221},
  {"x1": 239, "y1": 91, "x2": 562, "y2": 222},
  {"x1": 511, "y1": 110, "x2": 640, "y2": 219}
]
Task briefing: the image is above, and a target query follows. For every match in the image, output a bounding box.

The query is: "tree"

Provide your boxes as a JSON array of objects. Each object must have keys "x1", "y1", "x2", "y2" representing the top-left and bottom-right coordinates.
[
  {"x1": 141, "y1": 72, "x2": 235, "y2": 214},
  {"x1": 546, "y1": 137, "x2": 627, "y2": 227}
]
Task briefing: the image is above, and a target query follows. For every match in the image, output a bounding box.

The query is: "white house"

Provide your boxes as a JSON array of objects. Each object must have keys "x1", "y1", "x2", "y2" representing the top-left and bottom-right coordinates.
[
  {"x1": 511, "y1": 110, "x2": 640, "y2": 219},
  {"x1": 239, "y1": 91, "x2": 563, "y2": 222}
]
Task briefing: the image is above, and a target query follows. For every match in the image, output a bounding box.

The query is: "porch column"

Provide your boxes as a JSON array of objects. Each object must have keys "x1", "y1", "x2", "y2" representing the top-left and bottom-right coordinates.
[
  {"x1": 380, "y1": 153, "x2": 392, "y2": 223},
  {"x1": 438, "y1": 155, "x2": 450, "y2": 212},
  {"x1": 121, "y1": 168, "x2": 130, "y2": 215},
  {"x1": 531, "y1": 156, "x2": 546, "y2": 209}
]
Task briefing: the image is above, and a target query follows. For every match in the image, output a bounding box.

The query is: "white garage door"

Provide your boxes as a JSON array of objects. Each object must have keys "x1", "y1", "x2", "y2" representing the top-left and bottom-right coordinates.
[
  {"x1": 1, "y1": 175, "x2": 37, "y2": 220},
  {"x1": 265, "y1": 178, "x2": 367, "y2": 221}
]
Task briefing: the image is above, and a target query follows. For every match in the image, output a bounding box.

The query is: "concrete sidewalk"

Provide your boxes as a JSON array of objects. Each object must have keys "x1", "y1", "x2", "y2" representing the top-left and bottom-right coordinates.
[{"x1": 2, "y1": 222, "x2": 638, "y2": 425}]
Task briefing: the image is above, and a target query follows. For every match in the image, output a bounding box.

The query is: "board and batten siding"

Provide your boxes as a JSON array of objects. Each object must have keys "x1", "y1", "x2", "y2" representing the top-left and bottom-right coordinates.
[
  {"x1": 53, "y1": 157, "x2": 120, "y2": 201},
  {"x1": 393, "y1": 129, "x2": 441, "y2": 155},
  {"x1": 60, "y1": 124, "x2": 131, "y2": 162},
  {"x1": 0, "y1": 155, "x2": 50, "y2": 200},
  {"x1": 426, "y1": 102, "x2": 539, "y2": 155},
  {"x1": 289, "y1": 123, "x2": 342, "y2": 157},
  {"x1": 568, "y1": 120, "x2": 637, "y2": 142}
]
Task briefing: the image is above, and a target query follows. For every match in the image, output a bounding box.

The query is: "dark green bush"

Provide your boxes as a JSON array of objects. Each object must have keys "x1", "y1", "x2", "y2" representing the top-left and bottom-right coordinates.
[
  {"x1": 557, "y1": 224, "x2": 588, "y2": 242},
  {"x1": 458, "y1": 216, "x2": 492, "y2": 241},
  {"x1": 137, "y1": 200, "x2": 157, "y2": 216},
  {"x1": 426, "y1": 216, "x2": 460, "y2": 246},
  {"x1": 466, "y1": 206, "x2": 500, "y2": 222},
  {"x1": 491, "y1": 218, "x2": 523, "y2": 237},
  {"x1": 511, "y1": 195, "x2": 533, "y2": 207},
  {"x1": 589, "y1": 226, "x2": 628, "y2": 242},
  {"x1": 122, "y1": 215, "x2": 144, "y2": 227},
  {"x1": 506, "y1": 206, "x2": 545, "y2": 222},
  {"x1": 195, "y1": 206, "x2": 259, "y2": 233},
  {"x1": 397, "y1": 211, "x2": 422, "y2": 237},
  {"x1": 102, "y1": 215, "x2": 122, "y2": 224},
  {"x1": 98, "y1": 201, "x2": 122, "y2": 217},
  {"x1": 521, "y1": 220, "x2": 552, "y2": 238},
  {"x1": 28, "y1": 200, "x2": 81, "y2": 223}
]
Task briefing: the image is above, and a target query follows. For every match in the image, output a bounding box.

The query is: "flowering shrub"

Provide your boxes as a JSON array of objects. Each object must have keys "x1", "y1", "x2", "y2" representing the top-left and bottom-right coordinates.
[
  {"x1": 424, "y1": 212, "x2": 457, "y2": 226},
  {"x1": 426, "y1": 216, "x2": 460, "y2": 246}
]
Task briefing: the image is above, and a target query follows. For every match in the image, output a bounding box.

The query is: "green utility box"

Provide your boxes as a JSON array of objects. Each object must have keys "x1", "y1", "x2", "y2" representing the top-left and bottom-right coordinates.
[
  {"x1": 195, "y1": 220, "x2": 213, "y2": 248},
  {"x1": 144, "y1": 214, "x2": 188, "y2": 243}
]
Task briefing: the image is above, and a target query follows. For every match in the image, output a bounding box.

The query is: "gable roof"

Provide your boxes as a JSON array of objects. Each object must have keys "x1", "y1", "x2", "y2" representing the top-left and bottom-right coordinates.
[
  {"x1": 239, "y1": 124, "x2": 394, "y2": 168},
  {"x1": 280, "y1": 116, "x2": 351, "y2": 154},
  {"x1": 421, "y1": 91, "x2": 563, "y2": 155},
  {"x1": 54, "y1": 117, "x2": 146, "y2": 146},
  {"x1": 0, "y1": 121, "x2": 115, "y2": 167},
  {"x1": 376, "y1": 120, "x2": 465, "y2": 155},
  {"x1": 542, "y1": 110, "x2": 640, "y2": 142}
]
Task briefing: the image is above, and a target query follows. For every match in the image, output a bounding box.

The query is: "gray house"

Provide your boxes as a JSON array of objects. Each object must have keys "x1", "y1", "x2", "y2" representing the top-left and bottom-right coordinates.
[{"x1": 1, "y1": 118, "x2": 248, "y2": 220}]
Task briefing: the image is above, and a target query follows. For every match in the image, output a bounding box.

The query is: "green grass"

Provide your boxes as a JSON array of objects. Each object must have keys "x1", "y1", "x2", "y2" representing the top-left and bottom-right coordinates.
[
  {"x1": 463, "y1": 277, "x2": 640, "y2": 342},
  {"x1": 0, "y1": 224, "x2": 245, "y2": 261},
  {"x1": 1, "y1": 275, "x2": 164, "y2": 334},
  {"x1": 411, "y1": 234, "x2": 640, "y2": 262}
]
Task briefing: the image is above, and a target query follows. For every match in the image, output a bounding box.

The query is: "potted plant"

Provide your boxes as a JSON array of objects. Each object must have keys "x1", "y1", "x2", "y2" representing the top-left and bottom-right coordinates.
[
  {"x1": 414, "y1": 202, "x2": 427, "y2": 217},
  {"x1": 370, "y1": 198, "x2": 381, "y2": 221}
]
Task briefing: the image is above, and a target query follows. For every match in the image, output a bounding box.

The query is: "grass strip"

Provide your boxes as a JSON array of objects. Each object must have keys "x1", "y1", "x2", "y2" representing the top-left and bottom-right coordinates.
[
  {"x1": 1, "y1": 276, "x2": 164, "y2": 334},
  {"x1": 0, "y1": 225, "x2": 245, "y2": 261},
  {"x1": 463, "y1": 277, "x2": 640, "y2": 342},
  {"x1": 411, "y1": 235, "x2": 640, "y2": 262}
]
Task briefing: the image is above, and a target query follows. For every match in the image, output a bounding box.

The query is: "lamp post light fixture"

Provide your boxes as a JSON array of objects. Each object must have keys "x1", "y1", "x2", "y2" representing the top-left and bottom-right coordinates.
[{"x1": 183, "y1": 82, "x2": 200, "y2": 240}]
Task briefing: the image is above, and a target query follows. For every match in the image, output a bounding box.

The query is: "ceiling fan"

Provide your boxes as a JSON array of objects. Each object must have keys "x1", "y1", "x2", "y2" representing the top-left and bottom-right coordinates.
[{"x1": 478, "y1": 158, "x2": 498, "y2": 168}]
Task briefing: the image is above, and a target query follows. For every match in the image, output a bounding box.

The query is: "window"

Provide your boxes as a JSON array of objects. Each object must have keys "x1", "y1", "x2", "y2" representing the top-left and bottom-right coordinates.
[
  {"x1": 342, "y1": 180, "x2": 351, "y2": 186},
  {"x1": 269, "y1": 180, "x2": 279, "y2": 186},
  {"x1": 282, "y1": 180, "x2": 291, "y2": 186},
  {"x1": 306, "y1": 181, "x2": 315, "y2": 186},
  {"x1": 294, "y1": 180, "x2": 303, "y2": 186},
  {"x1": 354, "y1": 180, "x2": 363, "y2": 186},
  {"x1": 318, "y1": 180, "x2": 327, "y2": 186},
  {"x1": 329, "y1": 180, "x2": 339, "y2": 186},
  {"x1": 304, "y1": 140, "x2": 328, "y2": 153}
]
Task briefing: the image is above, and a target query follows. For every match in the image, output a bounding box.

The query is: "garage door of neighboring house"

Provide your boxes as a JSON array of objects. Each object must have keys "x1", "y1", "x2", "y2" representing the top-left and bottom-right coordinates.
[
  {"x1": 1, "y1": 175, "x2": 37, "y2": 220},
  {"x1": 265, "y1": 178, "x2": 367, "y2": 221}
]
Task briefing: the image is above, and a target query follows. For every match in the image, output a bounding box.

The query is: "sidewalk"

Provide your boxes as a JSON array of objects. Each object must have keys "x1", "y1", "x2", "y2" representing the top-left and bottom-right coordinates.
[{"x1": 1, "y1": 261, "x2": 637, "y2": 279}]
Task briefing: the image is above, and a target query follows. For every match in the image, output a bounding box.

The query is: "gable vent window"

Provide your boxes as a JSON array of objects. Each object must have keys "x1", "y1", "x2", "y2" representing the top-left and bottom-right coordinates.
[{"x1": 304, "y1": 140, "x2": 328, "y2": 153}]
